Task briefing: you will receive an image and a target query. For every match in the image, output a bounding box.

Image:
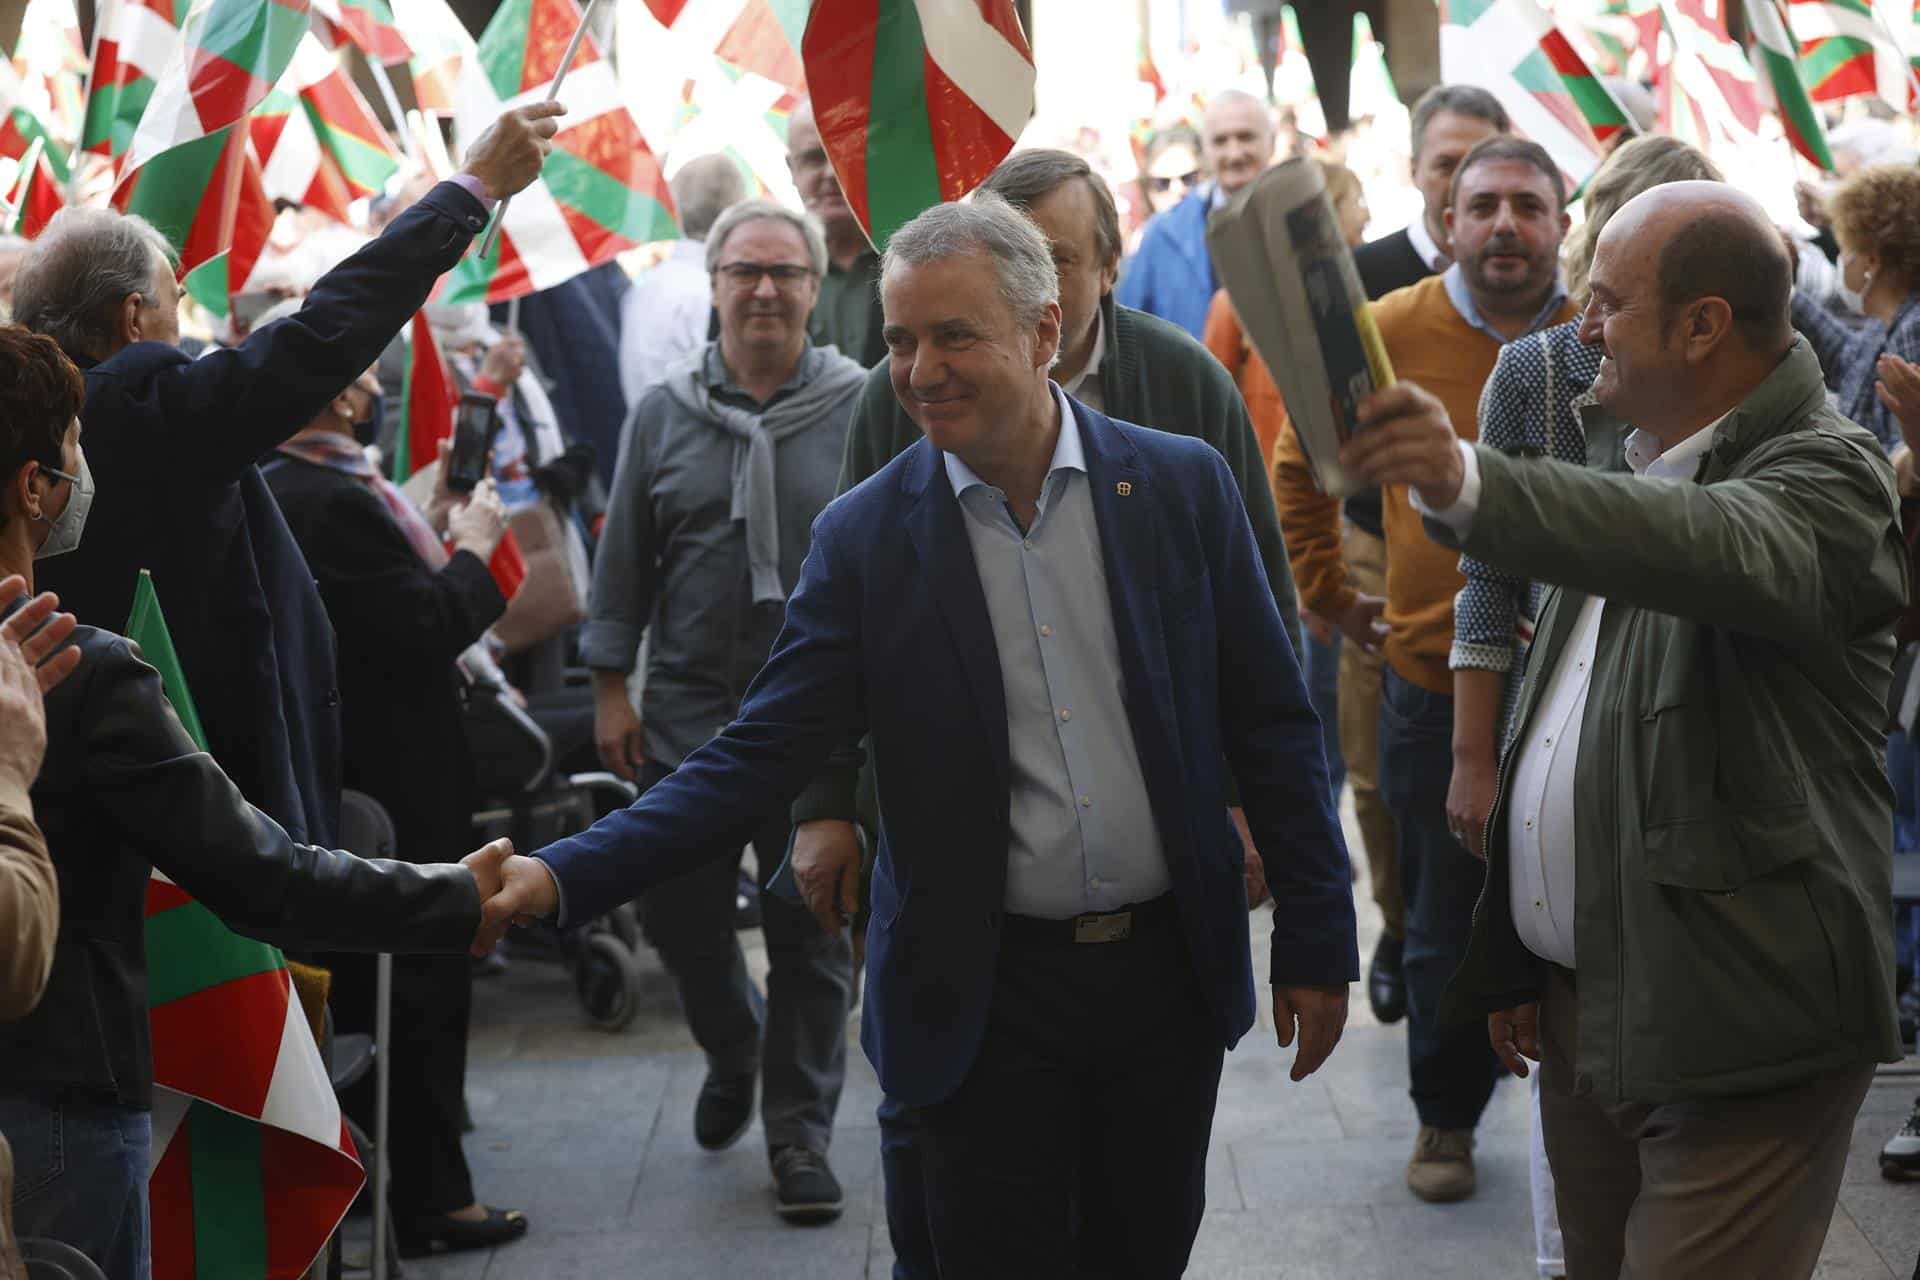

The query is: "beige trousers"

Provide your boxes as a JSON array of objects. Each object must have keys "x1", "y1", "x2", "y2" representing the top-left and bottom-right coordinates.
[
  {"x1": 1336, "y1": 523, "x2": 1402, "y2": 938},
  {"x1": 1539, "y1": 967, "x2": 1873, "y2": 1280}
]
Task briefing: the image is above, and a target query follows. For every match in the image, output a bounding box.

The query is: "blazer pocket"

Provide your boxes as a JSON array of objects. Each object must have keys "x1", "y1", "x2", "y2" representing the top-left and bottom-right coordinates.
[{"x1": 1640, "y1": 790, "x2": 1821, "y2": 892}]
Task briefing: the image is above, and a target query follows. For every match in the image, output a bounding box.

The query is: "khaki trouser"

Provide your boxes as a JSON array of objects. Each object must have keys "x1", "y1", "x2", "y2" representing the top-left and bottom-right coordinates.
[
  {"x1": 1538, "y1": 967, "x2": 1873, "y2": 1280},
  {"x1": 1337, "y1": 523, "x2": 1402, "y2": 939}
]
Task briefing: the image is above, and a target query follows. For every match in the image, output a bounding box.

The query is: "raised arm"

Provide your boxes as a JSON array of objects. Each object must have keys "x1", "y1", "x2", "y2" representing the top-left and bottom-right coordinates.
[{"x1": 162, "y1": 106, "x2": 565, "y2": 482}]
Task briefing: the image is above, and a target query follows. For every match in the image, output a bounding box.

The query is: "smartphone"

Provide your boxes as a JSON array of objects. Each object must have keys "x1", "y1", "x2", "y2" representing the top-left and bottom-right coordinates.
[{"x1": 447, "y1": 392, "x2": 499, "y2": 493}]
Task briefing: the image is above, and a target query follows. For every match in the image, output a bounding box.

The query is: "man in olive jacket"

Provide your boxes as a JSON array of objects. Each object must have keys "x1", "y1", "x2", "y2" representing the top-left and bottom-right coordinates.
[
  {"x1": 783, "y1": 151, "x2": 1305, "y2": 1279},
  {"x1": 1342, "y1": 182, "x2": 1906, "y2": 1279}
]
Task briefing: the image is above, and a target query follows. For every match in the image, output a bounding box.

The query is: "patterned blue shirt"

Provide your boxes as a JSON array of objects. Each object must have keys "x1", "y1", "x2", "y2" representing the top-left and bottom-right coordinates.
[
  {"x1": 1452, "y1": 320, "x2": 1605, "y2": 739},
  {"x1": 1791, "y1": 290, "x2": 1919, "y2": 456}
]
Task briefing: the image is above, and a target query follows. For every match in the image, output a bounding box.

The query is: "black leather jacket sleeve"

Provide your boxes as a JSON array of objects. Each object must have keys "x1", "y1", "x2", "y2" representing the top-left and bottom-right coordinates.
[{"x1": 89, "y1": 634, "x2": 480, "y2": 953}]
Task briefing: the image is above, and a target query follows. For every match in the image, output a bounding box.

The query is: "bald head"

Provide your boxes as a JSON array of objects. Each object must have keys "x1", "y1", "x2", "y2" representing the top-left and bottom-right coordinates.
[
  {"x1": 1202, "y1": 90, "x2": 1275, "y2": 197},
  {"x1": 1602, "y1": 181, "x2": 1793, "y2": 354}
]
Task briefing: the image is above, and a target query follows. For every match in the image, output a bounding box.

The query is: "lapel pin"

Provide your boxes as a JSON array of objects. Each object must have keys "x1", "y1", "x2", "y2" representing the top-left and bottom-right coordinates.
[{"x1": 1115, "y1": 482, "x2": 1132, "y2": 497}]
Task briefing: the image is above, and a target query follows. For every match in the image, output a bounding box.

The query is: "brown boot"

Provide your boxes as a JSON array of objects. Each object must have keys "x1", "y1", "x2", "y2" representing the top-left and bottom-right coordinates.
[{"x1": 1406, "y1": 1125, "x2": 1476, "y2": 1203}]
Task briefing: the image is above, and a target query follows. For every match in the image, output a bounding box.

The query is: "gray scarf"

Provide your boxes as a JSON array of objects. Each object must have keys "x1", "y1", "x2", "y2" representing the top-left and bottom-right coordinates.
[{"x1": 663, "y1": 345, "x2": 867, "y2": 603}]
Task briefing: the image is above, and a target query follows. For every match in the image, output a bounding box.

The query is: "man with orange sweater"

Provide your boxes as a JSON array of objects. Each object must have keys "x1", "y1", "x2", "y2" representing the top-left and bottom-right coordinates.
[{"x1": 1272, "y1": 137, "x2": 1575, "y2": 1205}]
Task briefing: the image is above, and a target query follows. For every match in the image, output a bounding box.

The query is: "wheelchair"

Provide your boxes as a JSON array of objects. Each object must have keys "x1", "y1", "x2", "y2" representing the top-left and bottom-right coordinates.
[{"x1": 463, "y1": 674, "x2": 648, "y2": 1030}]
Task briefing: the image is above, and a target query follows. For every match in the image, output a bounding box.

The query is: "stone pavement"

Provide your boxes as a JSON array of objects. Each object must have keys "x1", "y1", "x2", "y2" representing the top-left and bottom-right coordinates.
[{"x1": 348, "y1": 812, "x2": 1920, "y2": 1279}]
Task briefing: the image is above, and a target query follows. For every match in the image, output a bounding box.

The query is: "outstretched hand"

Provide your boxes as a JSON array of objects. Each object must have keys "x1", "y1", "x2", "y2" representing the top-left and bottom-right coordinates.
[
  {"x1": 1273, "y1": 984, "x2": 1348, "y2": 1081},
  {"x1": 1339, "y1": 382, "x2": 1466, "y2": 510},
  {"x1": 459, "y1": 101, "x2": 567, "y2": 202},
  {"x1": 464, "y1": 838, "x2": 561, "y2": 957}
]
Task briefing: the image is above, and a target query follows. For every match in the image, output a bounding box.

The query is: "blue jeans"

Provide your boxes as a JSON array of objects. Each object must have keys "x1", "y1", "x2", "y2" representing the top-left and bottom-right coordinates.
[
  {"x1": 1888, "y1": 729, "x2": 1920, "y2": 976},
  {"x1": 1378, "y1": 668, "x2": 1504, "y2": 1132},
  {"x1": 1302, "y1": 627, "x2": 1347, "y2": 798},
  {"x1": 0, "y1": 1093, "x2": 151, "y2": 1280}
]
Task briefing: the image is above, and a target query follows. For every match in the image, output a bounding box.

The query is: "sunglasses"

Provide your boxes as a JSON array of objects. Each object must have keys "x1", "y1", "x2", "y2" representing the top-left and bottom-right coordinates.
[{"x1": 1147, "y1": 170, "x2": 1201, "y2": 194}]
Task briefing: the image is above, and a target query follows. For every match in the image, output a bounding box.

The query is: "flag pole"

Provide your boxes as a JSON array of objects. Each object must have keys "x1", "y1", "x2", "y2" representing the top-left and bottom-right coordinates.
[
  {"x1": 367, "y1": 56, "x2": 420, "y2": 166},
  {"x1": 73, "y1": 0, "x2": 108, "y2": 203},
  {"x1": 473, "y1": 0, "x2": 601, "y2": 260},
  {"x1": 1, "y1": 138, "x2": 47, "y2": 236}
]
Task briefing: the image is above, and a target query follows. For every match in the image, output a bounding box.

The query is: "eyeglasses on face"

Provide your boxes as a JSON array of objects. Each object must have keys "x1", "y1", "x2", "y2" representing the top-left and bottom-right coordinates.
[{"x1": 714, "y1": 263, "x2": 817, "y2": 286}]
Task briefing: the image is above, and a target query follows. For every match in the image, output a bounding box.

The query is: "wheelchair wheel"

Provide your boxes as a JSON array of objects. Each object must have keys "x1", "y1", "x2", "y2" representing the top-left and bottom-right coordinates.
[
  {"x1": 606, "y1": 902, "x2": 642, "y2": 952},
  {"x1": 574, "y1": 933, "x2": 642, "y2": 1031}
]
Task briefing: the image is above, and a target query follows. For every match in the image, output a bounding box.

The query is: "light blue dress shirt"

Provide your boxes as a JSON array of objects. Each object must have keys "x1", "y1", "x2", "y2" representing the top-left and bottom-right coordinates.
[
  {"x1": 1440, "y1": 262, "x2": 1569, "y2": 345},
  {"x1": 944, "y1": 385, "x2": 1172, "y2": 919}
]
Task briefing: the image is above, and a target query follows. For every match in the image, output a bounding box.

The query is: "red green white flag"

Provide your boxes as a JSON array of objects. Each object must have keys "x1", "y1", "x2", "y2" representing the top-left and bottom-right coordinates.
[
  {"x1": 0, "y1": 57, "x2": 73, "y2": 190},
  {"x1": 12, "y1": 0, "x2": 88, "y2": 153},
  {"x1": 1440, "y1": 0, "x2": 1632, "y2": 191},
  {"x1": 1654, "y1": 0, "x2": 1767, "y2": 148},
  {"x1": 252, "y1": 34, "x2": 402, "y2": 223},
  {"x1": 4, "y1": 143, "x2": 67, "y2": 238},
  {"x1": 644, "y1": 0, "x2": 811, "y2": 96},
  {"x1": 441, "y1": 0, "x2": 677, "y2": 306},
  {"x1": 801, "y1": 0, "x2": 1036, "y2": 251},
  {"x1": 1786, "y1": 0, "x2": 1918, "y2": 106},
  {"x1": 126, "y1": 570, "x2": 365, "y2": 1280},
  {"x1": 310, "y1": 0, "x2": 413, "y2": 65},
  {"x1": 389, "y1": 314, "x2": 528, "y2": 596},
  {"x1": 1746, "y1": 0, "x2": 1839, "y2": 169},
  {"x1": 80, "y1": 0, "x2": 187, "y2": 161},
  {"x1": 389, "y1": 0, "x2": 473, "y2": 114}
]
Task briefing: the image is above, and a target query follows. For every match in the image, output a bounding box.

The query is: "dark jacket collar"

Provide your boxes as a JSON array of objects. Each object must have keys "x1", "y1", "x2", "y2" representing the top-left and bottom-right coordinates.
[{"x1": 1698, "y1": 338, "x2": 1843, "y2": 483}]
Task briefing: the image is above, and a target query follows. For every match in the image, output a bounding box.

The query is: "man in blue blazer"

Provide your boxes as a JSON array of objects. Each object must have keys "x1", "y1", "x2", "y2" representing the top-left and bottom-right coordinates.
[{"x1": 484, "y1": 196, "x2": 1358, "y2": 1275}]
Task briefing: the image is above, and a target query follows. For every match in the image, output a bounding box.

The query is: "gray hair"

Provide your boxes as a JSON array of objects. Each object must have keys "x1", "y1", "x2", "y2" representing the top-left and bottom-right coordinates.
[
  {"x1": 13, "y1": 207, "x2": 176, "y2": 361},
  {"x1": 1409, "y1": 84, "x2": 1511, "y2": 159},
  {"x1": 671, "y1": 153, "x2": 749, "y2": 241},
  {"x1": 704, "y1": 199, "x2": 828, "y2": 276},
  {"x1": 882, "y1": 194, "x2": 1060, "y2": 328}
]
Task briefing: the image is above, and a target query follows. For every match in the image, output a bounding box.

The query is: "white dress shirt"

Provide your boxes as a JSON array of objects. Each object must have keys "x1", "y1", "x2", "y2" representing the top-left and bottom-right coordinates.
[
  {"x1": 1405, "y1": 213, "x2": 1449, "y2": 273},
  {"x1": 619, "y1": 240, "x2": 713, "y2": 409},
  {"x1": 1419, "y1": 420, "x2": 1721, "y2": 967},
  {"x1": 1058, "y1": 310, "x2": 1107, "y2": 412}
]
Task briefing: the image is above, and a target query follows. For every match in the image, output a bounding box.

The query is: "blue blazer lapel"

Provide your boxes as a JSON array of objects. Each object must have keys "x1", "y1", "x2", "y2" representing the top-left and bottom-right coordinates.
[
  {"x1": 1077, "y1": 403, "x2": 1179, "y2": 769},
  {"x1": 901, "y1": 443, "x2": 1010, "y2": 793}
]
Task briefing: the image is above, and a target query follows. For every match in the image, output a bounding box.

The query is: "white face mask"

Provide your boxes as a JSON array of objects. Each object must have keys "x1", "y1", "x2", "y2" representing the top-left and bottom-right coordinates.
[
  {"x1": 33, "y1": 452, "x2": 93, "y2": 560},
  {"x1": 1838, "y1": 253, "x2": 1873, "y2": 316}
]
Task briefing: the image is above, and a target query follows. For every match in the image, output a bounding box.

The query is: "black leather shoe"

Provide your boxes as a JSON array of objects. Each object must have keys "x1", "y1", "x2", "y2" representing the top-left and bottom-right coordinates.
[
  {"x1": 396, "y1": 1206, "x2": 528, "y2": 1258},
  {"x1": 771, "y1": 1145, "x2": 844, "y2": 1224},
  {"x1": 1369, "y1": 933, "x2": 1407, "y2": 1025},
  {"x1": 694, "y1": 1069, "x2": 757, "y2": 1151}
]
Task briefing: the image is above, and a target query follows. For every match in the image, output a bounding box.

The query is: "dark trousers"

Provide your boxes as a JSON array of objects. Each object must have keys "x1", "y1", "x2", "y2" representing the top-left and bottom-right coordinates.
[
  {"x1": 0, "y1": 1093, "x2": 151, "y2": 1280},
  {"x1": 637, "y1": 761, "x2": 852, "y2": 1153},
  {"x1": 1377, "y1": 667, "x2": 1503, "y2": 1131},
  {"x1": 886, "y1": 916, "x2": 1225, "y2": 1279},
  {"x1": 328, "y1": 950, "x2": 476, "y2": 1220}
]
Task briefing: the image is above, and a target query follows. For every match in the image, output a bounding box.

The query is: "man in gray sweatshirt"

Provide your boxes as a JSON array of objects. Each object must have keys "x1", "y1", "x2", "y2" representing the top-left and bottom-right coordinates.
[{"x1": 583, "y1": 199, "x2": 865, "y2": 1224}]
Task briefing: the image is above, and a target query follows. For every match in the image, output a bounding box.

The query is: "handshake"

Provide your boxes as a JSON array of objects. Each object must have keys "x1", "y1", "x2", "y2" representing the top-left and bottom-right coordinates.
[{"x1": 460, "y1": 839, "x2": 562, "y2": 957}]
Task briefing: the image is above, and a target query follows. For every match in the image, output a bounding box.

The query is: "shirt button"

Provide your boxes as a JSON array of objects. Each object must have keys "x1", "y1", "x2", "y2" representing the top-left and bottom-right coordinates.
[
  {"x1": 1058, "y1": 708, "x2": 1072, "y2": 722},
  {"x1": 1024, "y1": 539, "x2": 1034, "y2": 550},
  {"x1": 1534, "y1": 899, "x2": 1544, "y2": 910},
  {"x1": 1079, "y1": 795, "x2": 1092, "y2": 808},
  {"x1": 1089, "y1": 876, "x2": 1104, "y2": 889},
  {"x1": 1525, "y1": 817, "x2": 1534, "y2": 829},
  {"x1": 1544, "y1": 736, "x2": 1552, "y2": 748},
  {"x1": 1039, "y1": 625, "x2": 1053, "y2": 637}
]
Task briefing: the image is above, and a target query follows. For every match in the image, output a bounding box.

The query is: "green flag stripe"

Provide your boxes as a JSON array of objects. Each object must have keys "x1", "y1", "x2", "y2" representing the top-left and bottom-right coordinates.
[
  {"x1": 1800, "y1": 34, "x2": 1874, "y2": 87},
  {"x1": 390, "y1": 338, "x2": 417, "y2": 484},
  {"x1": 125, "y1": 572, "x2": 210, "y2": 750},
  {"x1": 544, "y1": 148, "x2": 674, "y2": 242},
  {"x1": 863, "y1": 0, "x2": 943, "y2": 250},
  {"x1": 183, "y1": 253, "x2": 232, "y2": 316},
  {"x1": 190, "y1": 1103, "x2": 269, "y2": 1280},
  {"x1": 306, "y1": 109, "x2": 399, "y2": 190},
  {"x1": 1565, "y1": 73, "x2": 1628, "y2": 127},
  {"x1": 1759, "y1": 45, "x2": 1836, "y2": 168},
  {"x1": 476, "y1": 0, "x2": 534, "y2": 101},
  {"x1": 1447, "y1": 0, "x2": 1500, "y2": 25},
  {"x1": 119, "y1": 129, "x2": 228, "y2": 249},
  {"x1": 192, "y1": 0, "x2": 306, "y2": 76},
  {"x1": 146, "y1": 900, "x2": 283, "y2": 1007}
]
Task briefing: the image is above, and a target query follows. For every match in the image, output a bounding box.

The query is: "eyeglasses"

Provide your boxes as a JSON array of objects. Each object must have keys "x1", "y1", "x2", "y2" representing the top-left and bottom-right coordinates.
[
  {"x1": 1147, "y1": 170, "x2": 1201, "y2": 194},
  {"x1": 714, "y1": 263, "x2": 817, "y2": 287}
]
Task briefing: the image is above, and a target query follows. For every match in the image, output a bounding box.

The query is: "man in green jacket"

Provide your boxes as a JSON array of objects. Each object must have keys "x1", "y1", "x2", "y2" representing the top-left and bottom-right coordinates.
[
  {"x1": 1342, "y1": 181, "x2": 1906, "y2": 1278},
  {"x1": 783, "y1": 149, "x2": 1305, "y2": 1279}
]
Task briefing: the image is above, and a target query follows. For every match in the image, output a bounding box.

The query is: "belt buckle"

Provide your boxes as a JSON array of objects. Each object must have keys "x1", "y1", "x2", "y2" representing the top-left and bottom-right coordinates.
[{"x1": 1073, "y1": 910, "x2": 1132, "y2": 944}]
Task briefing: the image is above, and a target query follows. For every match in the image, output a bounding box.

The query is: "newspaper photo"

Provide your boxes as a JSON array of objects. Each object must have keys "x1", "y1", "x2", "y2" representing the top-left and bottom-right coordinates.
[{"x1": 1206, "y1": 158, "x2": 1396, "y2": 498}]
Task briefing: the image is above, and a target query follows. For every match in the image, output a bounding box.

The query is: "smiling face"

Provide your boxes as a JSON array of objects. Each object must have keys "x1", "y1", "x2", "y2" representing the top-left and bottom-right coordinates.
[
  {"x1": 881, "y1": 250, "x2": 1060, "y2": 462},
  {"x1": 1202, "y1": 97, "x2": 1274, "y2": 198},
  {"x1": 1446, "y1": 157, "x2": 1569, "y2": 310},
  {"x1": 1579, "y1": 218, "x2": 1674, "y2": 424},
  {"x1": 712, "y1": 217, "x2": 820, "y2": 360}
]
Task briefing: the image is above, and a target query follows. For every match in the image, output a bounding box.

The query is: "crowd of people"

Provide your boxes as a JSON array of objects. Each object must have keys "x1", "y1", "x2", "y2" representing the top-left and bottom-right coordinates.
[{"x1": 0, "y1": 45, "x2": 1915, "y2": 1280}]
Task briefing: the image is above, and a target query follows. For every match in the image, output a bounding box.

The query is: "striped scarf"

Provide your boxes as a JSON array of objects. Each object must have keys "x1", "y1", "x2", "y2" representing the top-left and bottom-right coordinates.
[{"x1": 275, "y1": 430, "x2": 448, "y2": 569}]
